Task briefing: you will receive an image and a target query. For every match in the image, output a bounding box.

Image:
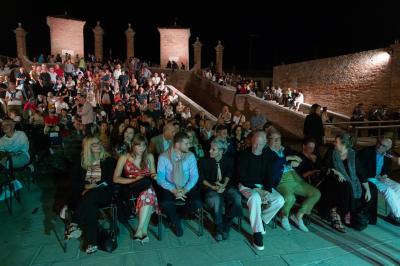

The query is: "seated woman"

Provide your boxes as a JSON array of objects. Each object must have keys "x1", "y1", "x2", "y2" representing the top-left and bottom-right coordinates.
[
  {"x1": 113, "y1": 133, "x2": 159, "y2": 243},
  {"x1": 113, "y1": 126, "x2": 135, "y2": 158},
  {"x1": 265, "y1": 128, "x2": 321, "y2": 232},
  {"x1": 231, "y1": 125, "x2": 247, "y2": 154},
  {"x1": 66, "y1": 136, "x2": 115, "y2": 254},
  {"x1": 320, "y1": 133, "x2": 377, "y2": 232},
  {"x1": 198, "y1": 137, "x2": 242, "y2": 241},
  {"x1": 295, "y1": 138, "x2": 323, "y2": 187}
]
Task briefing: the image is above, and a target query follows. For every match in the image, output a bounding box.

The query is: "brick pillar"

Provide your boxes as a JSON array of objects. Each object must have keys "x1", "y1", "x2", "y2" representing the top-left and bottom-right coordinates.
[
  {"x1": 215, "y1": 40, "x2": 224, "y2": 75},
  {"x1": 93, "y1": 21, "x2": 104, "y2": 62},
  {"x1": 125, "y1": 23, "x2": 135, "y2": 59},
  {"x1": 390, "y1": 42, "x2": 400, "y2": 107},
  {"x1": 193, "y1": 37, "x2": 202, "y2": 72},
  {"x1": 14, "y1": 23, "x2": 27, "y2": 58}
]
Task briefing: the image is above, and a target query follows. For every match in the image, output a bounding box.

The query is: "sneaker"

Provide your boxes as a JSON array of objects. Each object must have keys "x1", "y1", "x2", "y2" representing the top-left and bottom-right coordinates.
[
  {"x1": 290, "y1": 215, "x2": 309, "y2": 232},
  {"x1": 281, "y1": 217, "x2": 292, "y2": 231},
  {"x1": 86, "y1": 245, "x2": 98, "y2": 254},
  {"x1": 253, "y1": 232, "x2": 264, "y2": 250},
  {"x1": 215, "y1": 233, "x2": 223, "y2": 241},
  {"x1": 261, "y1": 222, "x2": 266, "y2": 235},
  {"x1": 66, "y1": 223, "x2": 82, "y2": 239}
]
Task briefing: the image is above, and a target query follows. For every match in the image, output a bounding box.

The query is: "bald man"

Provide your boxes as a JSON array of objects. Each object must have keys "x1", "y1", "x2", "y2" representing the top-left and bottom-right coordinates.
[
  {"x1": 237, "y1": 131, "x2": 284, "y2": 251},
  {"x1": 359, "y1": 138, "x2": 400, "y2": 225}
]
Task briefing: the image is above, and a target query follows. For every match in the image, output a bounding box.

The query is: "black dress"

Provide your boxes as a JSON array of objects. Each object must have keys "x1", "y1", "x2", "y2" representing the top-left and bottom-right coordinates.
[{"x1": 319, "y1": 147, "x2": 377, "y2": 227}]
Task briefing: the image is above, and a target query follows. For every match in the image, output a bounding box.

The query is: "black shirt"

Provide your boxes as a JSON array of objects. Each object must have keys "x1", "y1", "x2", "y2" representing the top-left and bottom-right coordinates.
[
  {"x1": 198, "y1": 155, "x2": 234, "y2": 191},
  {"x1": 238, "y1": 149, "x2": 267, "y2": 189}
]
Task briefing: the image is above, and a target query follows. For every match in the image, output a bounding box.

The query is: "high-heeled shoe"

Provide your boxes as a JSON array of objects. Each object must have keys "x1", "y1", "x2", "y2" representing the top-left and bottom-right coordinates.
[{"x1": 330, "y1": 209, "x2": 346, "y2": 233}]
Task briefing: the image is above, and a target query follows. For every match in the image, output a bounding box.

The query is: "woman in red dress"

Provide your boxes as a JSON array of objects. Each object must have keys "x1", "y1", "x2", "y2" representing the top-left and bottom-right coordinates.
[{"x1": 113, "y1": 134, "x2": 159, "y2": 243}]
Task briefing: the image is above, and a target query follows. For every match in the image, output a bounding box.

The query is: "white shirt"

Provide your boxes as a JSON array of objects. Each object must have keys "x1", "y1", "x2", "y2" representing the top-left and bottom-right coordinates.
[
  {"x1": 0, "y1": 131, "x2": 29, "y2": 159},
  {"x1": 113, "y1": 69, "x2": 122, "y2": 80},
  {"x1": 152, "y1": 77, "x2": 161, "y2": 85},
  {"x1": 6, "y1": 90, "x2": 23, "y2": 106},
  {"x1": 55, "y1": 101, "x2": 69, "y2": 114}
]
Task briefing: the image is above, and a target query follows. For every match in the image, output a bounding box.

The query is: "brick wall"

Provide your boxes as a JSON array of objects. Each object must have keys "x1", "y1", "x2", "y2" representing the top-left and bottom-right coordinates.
[
  {"x1": 273, "y1": 48, "x2": 395, "y2": 116},
  {"x1": 158, "y1": 28, "x2": 190, "y2": 70},
  {"x1": 47, "y1": 17, "x2": 86, "y2": 60}
]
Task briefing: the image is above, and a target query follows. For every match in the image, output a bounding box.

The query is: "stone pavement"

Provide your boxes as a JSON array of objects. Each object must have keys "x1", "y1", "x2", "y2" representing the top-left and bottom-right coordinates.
[{"x1": 1, "y1": 159, "x2": 400, "y2": 266}]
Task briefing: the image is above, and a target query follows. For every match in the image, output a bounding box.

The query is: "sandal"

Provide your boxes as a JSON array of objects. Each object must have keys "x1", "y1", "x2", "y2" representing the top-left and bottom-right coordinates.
[
  {"x1": 329, "y1": 209, "x2": 346, "y2": 233},
  {"x1": 86, "y1": 244, "x2": 98, "y2": 254}
]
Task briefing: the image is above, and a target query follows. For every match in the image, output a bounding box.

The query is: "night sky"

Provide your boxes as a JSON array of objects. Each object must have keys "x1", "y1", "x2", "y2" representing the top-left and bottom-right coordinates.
[{"x1": 1, "y1": 1, "x2": 399, "y2": 75}]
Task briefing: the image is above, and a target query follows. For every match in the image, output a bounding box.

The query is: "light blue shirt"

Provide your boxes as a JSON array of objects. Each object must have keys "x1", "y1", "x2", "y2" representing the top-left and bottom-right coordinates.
[
  {"x1": 368, "y1": 152, "x2": 385, "y2": 190},
  {"x1": 157, "y1": 151, "x2": 199, "y2": 192},
  {"x1": 375, "y1": 152, "x2": 384, "y2": 177}
]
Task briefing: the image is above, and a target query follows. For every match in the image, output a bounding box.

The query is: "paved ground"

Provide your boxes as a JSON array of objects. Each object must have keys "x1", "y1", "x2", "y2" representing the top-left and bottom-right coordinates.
[{"x1": 1, "y1": 151, "x2": 400, "y2": 266}]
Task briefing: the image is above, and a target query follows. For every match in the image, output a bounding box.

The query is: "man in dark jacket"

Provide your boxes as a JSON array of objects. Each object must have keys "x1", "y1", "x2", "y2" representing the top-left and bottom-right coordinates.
[
  {"x1": 359, "y1": 138, "x2": 400, "y2": 225},
  {"x1": 237, "y1": 131, "x2": 284, "y2": 251},
  {"x1": 304, "y1": 104, "x2": 324, "y2": 155}
]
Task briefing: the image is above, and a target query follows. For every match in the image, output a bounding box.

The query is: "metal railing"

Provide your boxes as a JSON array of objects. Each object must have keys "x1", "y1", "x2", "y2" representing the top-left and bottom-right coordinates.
[
  {"x1": 324, "y1": 120, "x2": 400, "y2": 146},
  {"x1": 353, "y1": 125, "x2": 400, "y2": 147}
]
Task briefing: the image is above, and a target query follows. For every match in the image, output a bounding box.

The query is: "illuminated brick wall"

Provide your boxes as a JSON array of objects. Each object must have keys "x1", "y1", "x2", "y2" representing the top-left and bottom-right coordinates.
[
  {"x1": 47, "y1": 16, "x2": 86, "y2": 61},
  {"x1": 273, "y1": 48, "x2": 399, "y2": 115},
  {"x1": 158, "y1": 28, "x2": 190, "y2": 70}
]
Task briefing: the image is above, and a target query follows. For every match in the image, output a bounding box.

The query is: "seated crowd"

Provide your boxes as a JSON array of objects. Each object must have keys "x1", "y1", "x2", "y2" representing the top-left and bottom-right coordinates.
[
  {"x1": 202, "y1": 68, "x2": 306, "y2": 112},
  {"x1": 1, "y1": 55, "x2": 400, "y2": 256}
]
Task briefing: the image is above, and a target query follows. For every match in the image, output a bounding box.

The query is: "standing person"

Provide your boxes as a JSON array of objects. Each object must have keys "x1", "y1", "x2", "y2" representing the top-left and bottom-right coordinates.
[
  {"x1": 76, "y1": 94, "x2": 94, "y2": 136},
  {"x1": 156, "y1": 132, "x2": 202, "y2": 237},
  {"x1": 303, "y1": 104, "x2": 324, "y2": 155}
]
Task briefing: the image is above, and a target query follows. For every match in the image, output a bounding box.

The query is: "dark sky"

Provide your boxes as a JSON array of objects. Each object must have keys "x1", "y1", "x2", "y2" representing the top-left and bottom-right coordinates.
[{"x1": 1, "y1": 1, "x2": 400, "y2": 75}]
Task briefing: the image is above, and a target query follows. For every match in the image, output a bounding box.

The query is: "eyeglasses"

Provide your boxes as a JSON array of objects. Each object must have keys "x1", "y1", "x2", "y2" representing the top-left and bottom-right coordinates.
[{"x1": 91, "y1": 142, "x2": 101, "y2": 147}]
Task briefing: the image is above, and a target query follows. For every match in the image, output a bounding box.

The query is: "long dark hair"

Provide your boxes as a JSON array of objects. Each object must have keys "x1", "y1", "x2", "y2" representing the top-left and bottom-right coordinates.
[{"x1": 129, "y1": 133, "x2": 149, "y2": 169}]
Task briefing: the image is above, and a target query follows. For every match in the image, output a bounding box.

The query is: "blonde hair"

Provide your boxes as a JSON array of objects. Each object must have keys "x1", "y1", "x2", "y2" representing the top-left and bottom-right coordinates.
[
  {"x1": 81, "y1": 136, "x2": 109, "y2": 169},
  {"x1": 211, "y1": 137, "x2": 229, "y2": 154}
]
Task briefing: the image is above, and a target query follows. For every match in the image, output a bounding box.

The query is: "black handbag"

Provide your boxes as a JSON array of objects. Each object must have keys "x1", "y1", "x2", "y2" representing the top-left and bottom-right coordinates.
[
  {"x1": 97, "y1": 224, "x2": 118, "y2": 252},
  {"x1": 351, "y1": 209, "x2": 369, "y2": 231},
  {"x1": 129, "y1": 177, "x2": 152, "y2": 197}
]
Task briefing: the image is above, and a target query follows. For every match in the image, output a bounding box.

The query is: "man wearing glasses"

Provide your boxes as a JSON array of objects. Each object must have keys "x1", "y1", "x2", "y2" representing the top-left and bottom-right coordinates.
[{"x1": 359, "y1": 138, "x2": 400, "y2": 225}]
